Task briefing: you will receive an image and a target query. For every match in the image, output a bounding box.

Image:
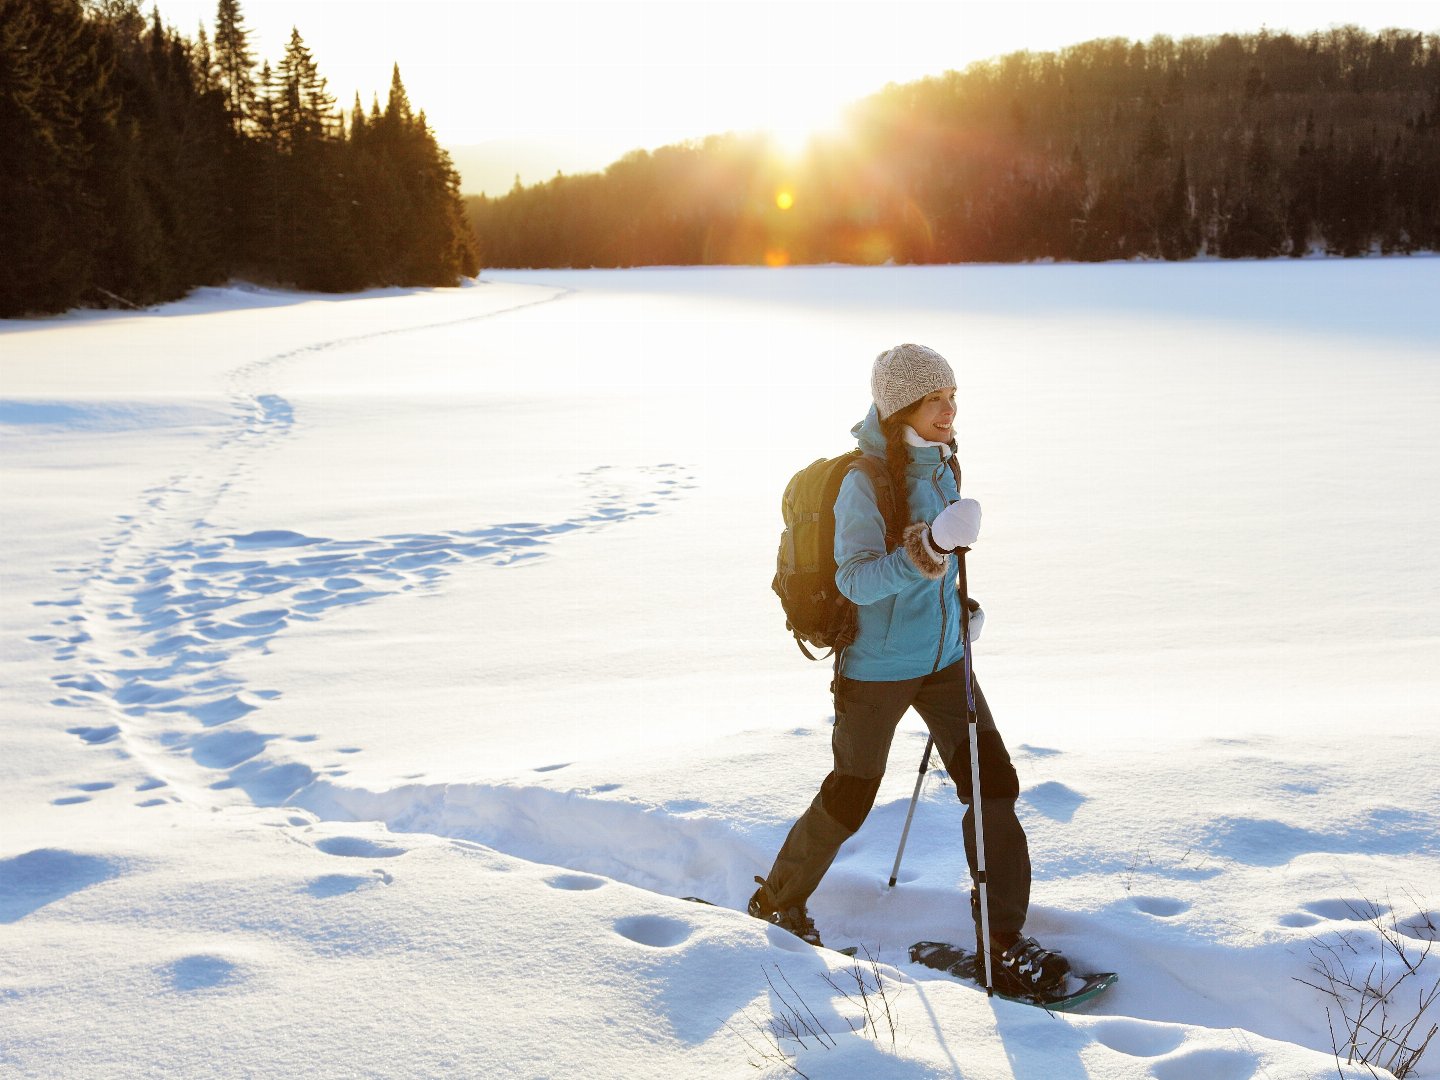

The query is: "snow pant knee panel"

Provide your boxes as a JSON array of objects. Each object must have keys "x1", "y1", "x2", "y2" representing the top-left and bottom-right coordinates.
[
  {"x1": 819, "y1": 771, "x2": 883, "y2": 833},
  {"x1": 936, "y1": 729, "x2": 1020, "y2": 802},
  {"x1": 759, "y1": 675, "x2": 910, "y2": 910},
  {"x1": 910, "y1": 668, "x2": 1016, "y2": 800},
  {"x1": 968, "y1": 730, "x2": 1020, "y2": 801},
  {"x1": 820, "y1": 674, "x2": 905, "y2": 831}
]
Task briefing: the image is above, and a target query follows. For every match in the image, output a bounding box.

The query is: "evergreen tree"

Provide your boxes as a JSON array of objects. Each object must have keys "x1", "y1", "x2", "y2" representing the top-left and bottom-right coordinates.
[
  {"x1": 213, "y1": 0, "x2": 253, "y2": 132},
  {"x1": 193, "y1": 24, "x2": 215, "y2": 93},
  {"x1": 1135, "y1": 107, "x2": 1171, "y2": 167},
  {"x1": 272, "y1": 27, "x2": 333, "y2": 153},
  {"x1": 0, "y1": 0, "x2": 116, "y2": 314},
  {"x1": 383, "y1": 63, "x2": 411, "y2": 127},
  {"x1": 1284, "y1": 115, "x2": 1320, "y2": 256},
  {"x1": 1157, "y1": 154, "x2": 1199, "y2": 259}
]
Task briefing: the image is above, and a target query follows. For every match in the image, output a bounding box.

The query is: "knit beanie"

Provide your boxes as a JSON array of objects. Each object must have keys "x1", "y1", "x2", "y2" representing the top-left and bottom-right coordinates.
[{"x1": 870, "y1": 344, "x2": 956, "y2": 420}]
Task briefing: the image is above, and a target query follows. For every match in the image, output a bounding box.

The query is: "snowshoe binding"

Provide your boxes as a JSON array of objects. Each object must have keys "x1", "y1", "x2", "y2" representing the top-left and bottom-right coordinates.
[
  {"x1": 978, "y1": 933, "x2": 1072, "y2": 998},
  {"x1": 969, "y1": 888, "x2": 1070, "y2": 996}
]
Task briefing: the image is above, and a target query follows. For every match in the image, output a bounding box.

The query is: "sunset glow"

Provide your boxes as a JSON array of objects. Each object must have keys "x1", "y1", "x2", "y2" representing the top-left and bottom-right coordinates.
[{"x1": 152, "y1": 0, "x2": 1440, "y2": 193}]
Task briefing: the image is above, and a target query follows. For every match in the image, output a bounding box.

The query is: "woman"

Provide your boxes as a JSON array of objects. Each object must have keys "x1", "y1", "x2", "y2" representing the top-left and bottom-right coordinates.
[{"x1": 748, "y1": 343, "x2": 1069, "y2": 998}]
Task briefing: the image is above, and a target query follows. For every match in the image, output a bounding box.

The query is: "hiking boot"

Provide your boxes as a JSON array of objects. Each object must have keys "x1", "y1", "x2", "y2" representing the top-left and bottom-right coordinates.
[
  {"x1": 971, "y1": 889, "x2": 1070, "y2": 997},
  {"x1": 978, "y1": 934, "x2": 1072, "y2": 997},
  {"x1": 748, "y1": 876, "x2": 824, "y2": 947}
]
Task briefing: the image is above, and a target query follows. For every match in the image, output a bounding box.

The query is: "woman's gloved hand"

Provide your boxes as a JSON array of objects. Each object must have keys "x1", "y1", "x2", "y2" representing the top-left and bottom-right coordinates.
[
  {"x1": 964, "y1": 597, "x2": 985, "y2": 643},
  {"x1": 927, "y1": 498, "x2": 981, "y2": 554}
]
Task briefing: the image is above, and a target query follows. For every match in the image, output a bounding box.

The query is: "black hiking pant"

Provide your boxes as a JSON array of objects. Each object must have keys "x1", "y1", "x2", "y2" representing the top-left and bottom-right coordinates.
[{"x1": 759, "y1": 658, "x2": 1031, "y2": 935}]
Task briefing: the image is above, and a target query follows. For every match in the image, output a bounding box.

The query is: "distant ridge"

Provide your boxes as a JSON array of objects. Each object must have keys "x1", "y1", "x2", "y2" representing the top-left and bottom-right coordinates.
[{"x1": 448, "y1": 137, "x2": 646, "y2": 197}]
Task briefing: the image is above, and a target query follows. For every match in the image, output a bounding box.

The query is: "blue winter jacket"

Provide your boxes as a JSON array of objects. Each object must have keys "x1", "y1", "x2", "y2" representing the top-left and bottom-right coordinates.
[{"x1": 834, "y1": 405, "x2": 966, "y2": 681}]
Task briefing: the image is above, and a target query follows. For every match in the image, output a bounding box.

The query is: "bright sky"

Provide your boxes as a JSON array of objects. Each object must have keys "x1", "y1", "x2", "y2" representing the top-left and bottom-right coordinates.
[{"x1": 161, "y1": 1, "x2": 1438, "y2": 170}]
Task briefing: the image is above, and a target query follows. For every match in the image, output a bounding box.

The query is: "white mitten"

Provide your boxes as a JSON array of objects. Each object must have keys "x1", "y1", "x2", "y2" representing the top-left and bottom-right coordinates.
[
  {"x1": 927, "y1": 498, "x2": 981, "y2": 554},
  {"x1": 964, "y1": 599, "x2": 985, "y2": 643}
]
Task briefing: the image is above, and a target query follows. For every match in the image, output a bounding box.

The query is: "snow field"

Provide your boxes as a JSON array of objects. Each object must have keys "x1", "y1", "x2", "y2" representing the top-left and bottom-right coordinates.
[{"x1": 3, "y1": 263, "x2": 1438, "y2": 1078}]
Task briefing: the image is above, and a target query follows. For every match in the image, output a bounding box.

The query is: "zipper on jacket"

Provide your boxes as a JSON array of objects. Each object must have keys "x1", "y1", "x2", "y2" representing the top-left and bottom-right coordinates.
[
  {"x1": 930, "y1": 461, "x2": 948, "y2": 504},
  {"x1": 931, "y1": 457, "x2": 952, "y2": 673},
  {"x1": 933, "y1": 575, "x2": 947, "y2": 672}
]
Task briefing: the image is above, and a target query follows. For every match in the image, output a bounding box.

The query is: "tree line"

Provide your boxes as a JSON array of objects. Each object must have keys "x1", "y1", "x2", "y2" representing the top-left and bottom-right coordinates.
[
  {"x1": 467, "y1": 26, "x2": 1440, "y2": 267},
  {"x1": 1, "y1": 0, "x2": 477, "y2": 317}
]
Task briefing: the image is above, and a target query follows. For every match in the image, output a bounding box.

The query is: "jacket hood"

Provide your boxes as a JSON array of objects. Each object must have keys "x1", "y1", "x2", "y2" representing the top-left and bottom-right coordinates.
[{"x1": 852, "y1": 404, "x2": 888, "y2": 457}]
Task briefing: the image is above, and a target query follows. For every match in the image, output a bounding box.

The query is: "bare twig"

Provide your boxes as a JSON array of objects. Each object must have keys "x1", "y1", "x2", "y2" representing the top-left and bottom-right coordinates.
[
  {"x1": 731, "y1": 954, "x2": 905, "y2": 1074},
  {"x1": 1296, "y1": 891, "x2": 1440, "y2": 1078}
]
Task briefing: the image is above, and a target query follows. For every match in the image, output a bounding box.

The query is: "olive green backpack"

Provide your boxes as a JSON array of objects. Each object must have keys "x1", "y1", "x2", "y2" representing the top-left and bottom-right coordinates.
[{"x1": 771, "y1": 452, "x2": 896, "y2": 659}]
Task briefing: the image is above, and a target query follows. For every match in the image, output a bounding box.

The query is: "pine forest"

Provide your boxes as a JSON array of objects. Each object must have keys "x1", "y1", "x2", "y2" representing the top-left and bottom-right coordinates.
[{"x1": 1, "y1": 0, "x2": 478, "y2": 317}]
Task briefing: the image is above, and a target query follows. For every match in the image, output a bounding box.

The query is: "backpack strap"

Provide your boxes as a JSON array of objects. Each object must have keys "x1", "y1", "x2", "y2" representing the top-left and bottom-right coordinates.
[
  {"x1": 847, "y1": 453, "x2": 900, "y2": 551},
  {"x1": 848, "y1": 452, "x2": 961, "y2": 551}
]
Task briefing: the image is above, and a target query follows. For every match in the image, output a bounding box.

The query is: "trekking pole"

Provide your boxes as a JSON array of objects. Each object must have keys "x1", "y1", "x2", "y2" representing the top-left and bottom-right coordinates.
[
  {"x1": 958, "y1": 547, "x2": 995, "y2": 997},
  {"x1": 887, "y1": 735, "x2": 934, "y2": 888}
]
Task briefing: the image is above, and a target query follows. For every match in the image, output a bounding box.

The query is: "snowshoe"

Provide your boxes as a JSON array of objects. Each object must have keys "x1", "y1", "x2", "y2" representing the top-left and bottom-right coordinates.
[{"x1": 909, "y1": 940, "x2": 1117, "y2": 1010}]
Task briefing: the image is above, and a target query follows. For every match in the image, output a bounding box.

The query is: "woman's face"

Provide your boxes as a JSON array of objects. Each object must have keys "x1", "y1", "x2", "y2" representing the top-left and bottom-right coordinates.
[{"x1": 902, "y1": 386, "x2": 957, "y2": 443}]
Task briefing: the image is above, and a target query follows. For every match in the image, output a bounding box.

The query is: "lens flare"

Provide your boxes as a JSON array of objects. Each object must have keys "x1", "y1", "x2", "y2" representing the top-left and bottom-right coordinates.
[{"x1": 775, "y1": 190, "x2": 795, "y2": 211}]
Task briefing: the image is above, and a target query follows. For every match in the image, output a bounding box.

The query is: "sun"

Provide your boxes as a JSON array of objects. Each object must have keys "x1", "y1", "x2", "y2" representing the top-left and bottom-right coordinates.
[{"x1": 759, "y1": 97, "x2": 849, "y2": 160}]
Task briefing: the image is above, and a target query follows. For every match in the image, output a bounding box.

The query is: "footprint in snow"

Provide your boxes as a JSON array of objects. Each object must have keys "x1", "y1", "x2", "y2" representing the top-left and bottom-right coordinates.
[
  {"x1": 66, "y1": 725, "x2": 119, "y2": 746},
  {"x1": 1302, "y1": 897, "x2": 1390, "y2": 922},
  {"x1": 1016, "y1": 743, "x2": 1063, "y2": 758},
  {"x1": 0, "y1": 849, "x2": 124, "y2": 923},
  {"x1": 1020, "y1": 781, "x2": 1087, "y2": 823},
  {"x1": 1130, "y1": 895, "x2": 1190, "y2": 918},
  {"x1": 44, "y1": 461, "x2": 696, "y2": 811},
  {"x1": 614, "y1": 914, "x2": 691, "y2": 948},
  {"x1": 166, "y1": 954, "x2": 243, "y2": 992},
  {"x1": 546, "y1": 873, "x2": 607, "y2": 892},
  {"x1": 313, "y1": 836, "x2": 408, "y2": 859},
  {"x1": 306, "y1": 870, "x2": 393, "y2": 898},
  {"x1": 1399, "y1": 910, "x2": 1440, "y2": 941},
  {"x1": 1090, "y1": 1018, "x2": 1185, "y2": 1058}
]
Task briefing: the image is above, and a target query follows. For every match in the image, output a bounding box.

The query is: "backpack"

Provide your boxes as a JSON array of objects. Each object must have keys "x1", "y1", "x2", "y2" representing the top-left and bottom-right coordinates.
[{"x1": 771, "y1": 451, "x2": 897, "y2": 660}]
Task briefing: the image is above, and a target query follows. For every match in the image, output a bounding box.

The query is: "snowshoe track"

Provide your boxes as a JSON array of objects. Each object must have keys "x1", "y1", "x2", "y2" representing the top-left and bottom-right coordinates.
[{"x1": 37, "y1": 286, "x2": 695, "y2": 811}]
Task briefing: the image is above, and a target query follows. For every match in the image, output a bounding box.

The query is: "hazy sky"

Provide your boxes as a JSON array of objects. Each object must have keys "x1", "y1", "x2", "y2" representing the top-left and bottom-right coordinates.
[{"x1": 161, "y1": 1, "x2": 1438, "y2": 172}]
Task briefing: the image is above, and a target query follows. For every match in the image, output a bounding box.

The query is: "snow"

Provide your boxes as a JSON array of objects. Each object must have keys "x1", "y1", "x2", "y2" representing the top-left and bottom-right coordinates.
[{"x1": 3, "y1": 261, "x2": 1438, "y2": 1079}]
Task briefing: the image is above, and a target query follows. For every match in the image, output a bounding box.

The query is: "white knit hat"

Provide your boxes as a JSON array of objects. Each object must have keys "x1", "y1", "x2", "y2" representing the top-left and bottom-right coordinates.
[{"x1": 870, "y1": 344, "x2": 956, "y2": 420}]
